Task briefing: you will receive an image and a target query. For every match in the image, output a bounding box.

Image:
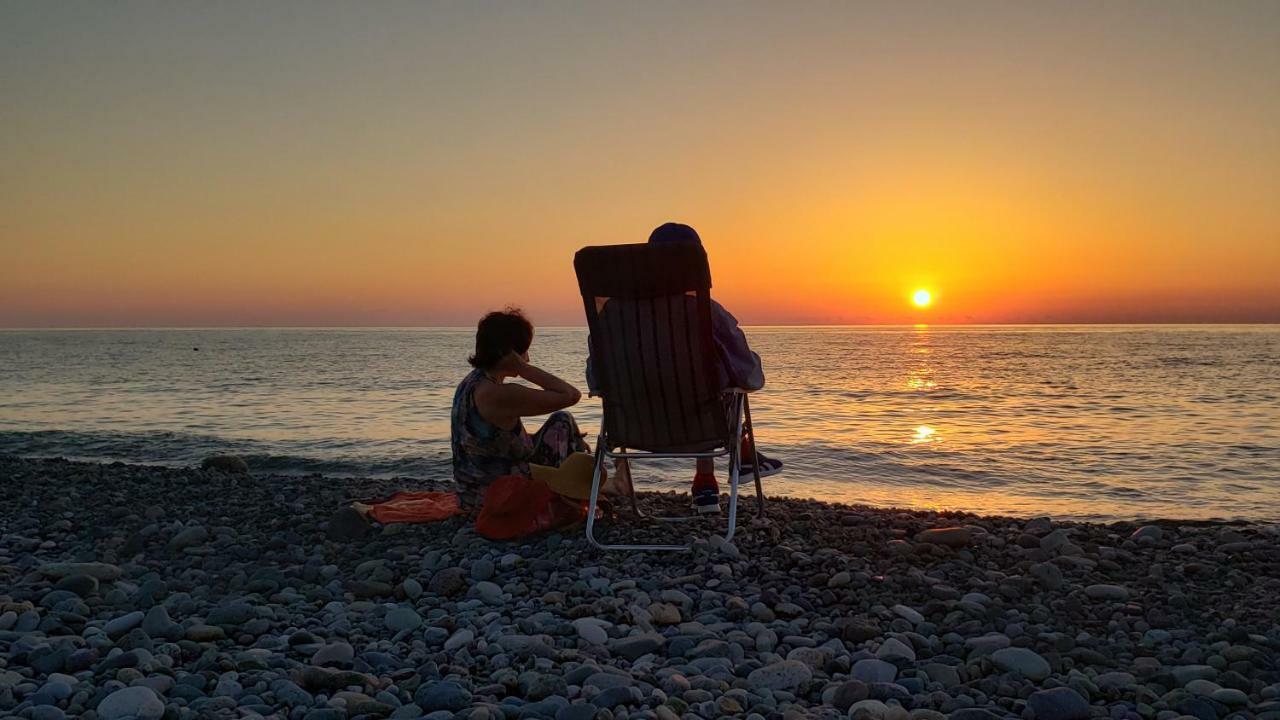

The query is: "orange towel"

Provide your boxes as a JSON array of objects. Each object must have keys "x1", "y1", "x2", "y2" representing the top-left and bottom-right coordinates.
[{"x1": 366, "y1": 491, "x2": 461, "y2": 524}]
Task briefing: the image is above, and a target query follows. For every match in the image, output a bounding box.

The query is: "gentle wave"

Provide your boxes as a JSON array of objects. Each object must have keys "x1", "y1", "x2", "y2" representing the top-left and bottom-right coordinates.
[{"x1": 2, "y1": 326, "x2": 1278, "y2": 521}]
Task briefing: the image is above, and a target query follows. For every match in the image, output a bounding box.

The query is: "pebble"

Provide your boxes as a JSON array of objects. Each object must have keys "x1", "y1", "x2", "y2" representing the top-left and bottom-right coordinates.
[
  {"x1": 991, "y1": 647, "x2": 1052, "y2": 681},
  {"x1": 573, "y1": 618, "x2": 609, "y2": 645},
  {"x1": 876, "y1": 637, "x2": 916, "y2": 661},
  {"x1": 104, "y1": 610, "x2": 145, "y2": 638},
  {"x1": 852, "y1": 658, "x2": 899, "y2": 683},
  {"x1": 1084, "y1": 584, "x2": 1130, "y2": 601},
  {"x1": 96, "y1": 686, "x2": 165, "y2": 720},
  {"x1": 402, "y1": 578, "x2": 423, "y2": 599},
  {"x1": 471, "y1": 580, "x2": 504, "y2": 604},
  {"x1": 915, "y1": 527, "x2": 971, "y2": 547},
  {"x1": 312, "y1": 641, "x2": 355, "y2": 667},
  {"x1": 1028, "y1": 687, "x2": 1090, "y2": 720},
  {"x1": 746, "y1": 659, "x2": 812, "y2": 690},
  {"x1": 1, "y1": 456, "x2": 1276, "y2": 720},
  {"x1": 384, "y1": 606, "x2": 422, "y2": 632},
  {"x1": 444, "y1": 628, "x2": 474, "y2": 651}
]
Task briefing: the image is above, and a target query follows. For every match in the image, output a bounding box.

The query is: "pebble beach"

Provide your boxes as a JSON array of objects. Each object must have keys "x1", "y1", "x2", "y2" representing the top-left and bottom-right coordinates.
[{"x1": 1, "y1": 456, "x2": 1278, "y2": 720}]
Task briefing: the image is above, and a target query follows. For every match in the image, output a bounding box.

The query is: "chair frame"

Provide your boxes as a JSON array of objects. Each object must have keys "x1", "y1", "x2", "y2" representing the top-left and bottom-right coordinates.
[
  {"x1": 574, "y1": 242, "x2": 767, "y2": 551},
  {"x1": 584, "y1": 389, "x2": 765, "y2": 551}
]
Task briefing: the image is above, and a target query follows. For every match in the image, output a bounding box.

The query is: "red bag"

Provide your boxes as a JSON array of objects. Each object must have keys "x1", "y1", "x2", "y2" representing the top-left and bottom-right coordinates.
[{"x1": 475, "y1": 475, "x2": 585, "y2": 540}]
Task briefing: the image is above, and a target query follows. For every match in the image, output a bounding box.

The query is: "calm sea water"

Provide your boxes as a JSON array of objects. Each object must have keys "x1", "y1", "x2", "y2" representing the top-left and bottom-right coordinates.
[{"x1": 2, "y1": 326, "x2": 1277, "y2": 522}]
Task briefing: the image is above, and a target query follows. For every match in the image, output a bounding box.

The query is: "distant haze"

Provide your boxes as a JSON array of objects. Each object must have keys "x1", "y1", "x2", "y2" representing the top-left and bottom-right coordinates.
[{"x1": 3, "y1": 1, "x2": 1279, "y2": 327}]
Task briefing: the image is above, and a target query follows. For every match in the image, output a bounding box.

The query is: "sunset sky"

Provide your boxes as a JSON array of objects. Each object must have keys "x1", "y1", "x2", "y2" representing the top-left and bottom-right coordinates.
[{"x1": 4, "y1": 1, "x2": 1279, "y2": 327}]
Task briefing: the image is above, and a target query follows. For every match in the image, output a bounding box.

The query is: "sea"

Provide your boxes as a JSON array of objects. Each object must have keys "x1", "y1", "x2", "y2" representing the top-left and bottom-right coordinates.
[{"x1": 2, "y1": 326, "x2": 1277, "y2": 522}]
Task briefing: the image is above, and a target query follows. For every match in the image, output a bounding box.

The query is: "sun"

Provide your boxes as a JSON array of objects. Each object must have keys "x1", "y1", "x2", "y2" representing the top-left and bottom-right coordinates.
[{"x1": 912, "y1": 289, "x2": 932, "y2": 308}]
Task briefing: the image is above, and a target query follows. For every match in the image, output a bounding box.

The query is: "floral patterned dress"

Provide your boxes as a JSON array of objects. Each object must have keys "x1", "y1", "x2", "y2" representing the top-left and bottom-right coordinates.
[{"x1": 450, "y1": 369, "x2": 588, "y2": 511}]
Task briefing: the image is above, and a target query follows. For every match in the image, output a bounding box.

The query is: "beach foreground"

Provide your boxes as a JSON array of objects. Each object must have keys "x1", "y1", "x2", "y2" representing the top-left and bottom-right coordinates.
[{"x1": 1, "y1": 457, "x2": 1277, "y2": 720}]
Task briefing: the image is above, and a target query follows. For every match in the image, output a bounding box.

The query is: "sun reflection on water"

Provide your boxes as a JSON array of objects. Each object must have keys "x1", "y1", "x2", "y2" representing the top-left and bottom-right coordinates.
[
  {"x1": 912, "y1": 425, "x2": 938, "y2": 443},
  {"x1": 906, "y1": 377, "x2": 937, "y2": 390}
]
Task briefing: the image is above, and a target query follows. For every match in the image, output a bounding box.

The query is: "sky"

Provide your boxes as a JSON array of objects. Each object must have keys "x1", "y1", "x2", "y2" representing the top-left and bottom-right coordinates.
[{"x1": 3, "y1": 1, "x2": 1279, "y2": 327}]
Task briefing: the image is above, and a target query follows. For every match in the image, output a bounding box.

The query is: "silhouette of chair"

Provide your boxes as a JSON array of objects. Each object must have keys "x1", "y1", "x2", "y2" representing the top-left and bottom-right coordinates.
[{"x1": 574, "y1": 242, "x2": 765, "y2": 551}]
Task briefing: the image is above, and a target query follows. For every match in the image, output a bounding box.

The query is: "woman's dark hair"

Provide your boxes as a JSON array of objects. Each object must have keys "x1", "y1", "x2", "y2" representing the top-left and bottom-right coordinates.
[{"x1": 468, "y1": 308, "x2": 534, "y2": 370}]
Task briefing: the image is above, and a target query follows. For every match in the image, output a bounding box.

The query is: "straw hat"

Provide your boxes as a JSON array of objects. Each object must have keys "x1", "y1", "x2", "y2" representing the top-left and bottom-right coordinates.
[{"x1": 530, "y1": 452, "x2": 599, "y2": 500}]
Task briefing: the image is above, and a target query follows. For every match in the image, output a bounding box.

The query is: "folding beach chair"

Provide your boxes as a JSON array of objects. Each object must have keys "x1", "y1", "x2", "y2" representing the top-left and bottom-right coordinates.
[{"x1": 574, "y1": 242, "x2": 766, "y2": 551}]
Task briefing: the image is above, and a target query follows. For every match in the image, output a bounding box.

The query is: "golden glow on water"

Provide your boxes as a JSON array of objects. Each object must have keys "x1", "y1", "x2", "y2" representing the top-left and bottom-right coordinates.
[
  {"x1": 2, "y1": 325, "x2": 1278, "y2": 521},
  {"x1": 912, "y1": 425, "x2": 938, "y2": 443}
]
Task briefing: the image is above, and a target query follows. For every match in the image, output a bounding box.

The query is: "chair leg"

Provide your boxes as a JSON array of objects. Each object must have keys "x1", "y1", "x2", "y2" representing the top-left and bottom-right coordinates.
[
  {"x1": 584, "y1": 440, "x2": 607, "y2": 550},
  {"x1": 743, "y1": 394, "x2": 766, "y2": 516},
  {"x1": 585, "y1": 436, "x2": 693, "y2": 552},
  {"x1": 722, "y1": 393, "x2": 747, "y2": 544}
]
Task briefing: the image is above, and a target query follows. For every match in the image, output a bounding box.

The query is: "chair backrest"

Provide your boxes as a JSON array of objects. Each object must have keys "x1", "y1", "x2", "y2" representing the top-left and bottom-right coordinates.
[{"x1": 574, "y1": 243, "x2": 728, "y2": 452}]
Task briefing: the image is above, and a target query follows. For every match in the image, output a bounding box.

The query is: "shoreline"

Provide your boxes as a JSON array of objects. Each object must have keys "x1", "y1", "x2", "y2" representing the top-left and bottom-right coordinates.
[
  {"x1": 1, "y1": 456, "x2": 1277, "y2": 720},
  {"x1": 2, "y1": 447, "x2": 1272, "y2": 527}
]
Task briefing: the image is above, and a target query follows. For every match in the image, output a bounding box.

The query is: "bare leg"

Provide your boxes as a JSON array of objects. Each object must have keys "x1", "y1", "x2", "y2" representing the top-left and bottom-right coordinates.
[{"x1": 605, "y1": 458, "x2": 641, "y2": 515}]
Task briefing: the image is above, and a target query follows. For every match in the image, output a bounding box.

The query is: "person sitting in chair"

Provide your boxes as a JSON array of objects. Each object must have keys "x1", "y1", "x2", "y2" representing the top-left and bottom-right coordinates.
[{"x1": 586, "y1": 222, "x2": 783, "y2": 515}]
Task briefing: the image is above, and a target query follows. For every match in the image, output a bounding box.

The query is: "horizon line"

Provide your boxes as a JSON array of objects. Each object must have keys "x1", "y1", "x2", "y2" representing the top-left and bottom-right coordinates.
[{"x1": 4, "y1": 321, "x2": 1280, "y2": 331}]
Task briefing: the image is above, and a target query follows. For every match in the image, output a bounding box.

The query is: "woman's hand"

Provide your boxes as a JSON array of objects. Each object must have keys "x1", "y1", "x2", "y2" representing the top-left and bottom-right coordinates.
[{"x1": 495, "y1": 351, "x2": 528, "y2": 377}]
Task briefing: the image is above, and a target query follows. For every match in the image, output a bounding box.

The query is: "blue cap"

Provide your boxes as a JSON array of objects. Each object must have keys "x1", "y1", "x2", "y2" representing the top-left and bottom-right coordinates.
[{"x1": 648, "y1": 222, "x2": 702, "y2": 245}]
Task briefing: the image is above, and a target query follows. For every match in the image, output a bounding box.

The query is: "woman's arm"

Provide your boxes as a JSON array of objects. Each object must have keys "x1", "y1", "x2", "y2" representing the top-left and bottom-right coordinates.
[{"x1": 478, "y1": 354, "x2": 582, "y2": 427}]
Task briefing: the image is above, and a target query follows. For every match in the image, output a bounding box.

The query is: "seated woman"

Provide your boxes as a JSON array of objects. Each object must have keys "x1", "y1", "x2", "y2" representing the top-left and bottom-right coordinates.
[{"x1": 451, "y1": 308, "x2": 589, "y2": 512}]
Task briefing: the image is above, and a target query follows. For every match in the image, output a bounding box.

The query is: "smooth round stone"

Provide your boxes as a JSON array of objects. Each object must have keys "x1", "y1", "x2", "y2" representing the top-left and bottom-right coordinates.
[
  {"x1": 402, "y1": 578, "x2": 423, "y2": 600},
  {"x1": 471, "y1": 581, "x2": 504, "y2": 604},
  {"x1": 1028, "y1": 687, "x2": 1090, "y2": 720},
  {"x1": 1096, "y1": 672, "x2": 1136, "y2": 690},
  {"x1": 787, "y1": 646, "x2": 829, "y2": 670},
  {"x1": 1030, "y1": 563, "x2": 1064, "y2": 589},
  {"x1": 572, "y1": 618, "x2": 609, "y2": 645},
  {"x1": 104, "y1": 611, "x2": 145, "y2": 638},
  {"x1": 828, "y1": 571, "x2": 853, "y2": 588},
  {"x1": 1084, "y1": 584, "x2": 1130, "y2": 601},
  {"x1": 414, "y1": 681, "x2": 472, "y2": 712},
  {"x1": 444, "y1": 629, "x2": 475, "y2": 651},
  {"x1": 186, "y1": 624, "x2": 226, "y2": 642},
  {"x1": 1186, "y1": 679, "x2": 1222, "y2": 696},
  {"x1": 1210, "y1": 688, "x2": 1248, "y2": 705},
  {"x1": 312, "y1": 642, "x2": 355, "y2": 667},
  {"x1": 54, "y1": 574, "x2": 99, "y2": 597},
  {"x1": 991, "y1": 647, "x2": 1052, "y2": 681},
  {"x1": 849, "y1": 699, "x2": 893, "y2": 720},
  {"x1": 384, "y1": 607, "x2": 422, "y2": 632},
  {"x1": 891, "y1": 605, "x2": 924, "y2": 625},
  {"x1": 915, "y1": 527, "x2": 971, "y2": 547},
  {"x1": 38, "y1": 562, "x2": 123, "y2": 581},
  {"x1": 556, "y1": 704, "x2": 599, "y2": 720},
  {"x1": 852, "y1": 658, "x2": 898, "y2": 684},
  {"x1": 746, "y1": 660, "x2": 812, "y2": 691},
  {"x1": 1130, "y1": 526, "x2": 1164, "y2": 542},
  {"x1": 36, "y1": 679, "x2": 73, "y2": 702},
  {"x1": 471, "y1": 559, "x2": 496, "y2": 581},
  {"x1": 876, "y1": 637, "x2": 916, "y2": 662},
  {"x1": 97, "y1": 686, "x2": 165, "y2": 720},
  {"x1": 1170, "y1": 665, "x2": 1218, "y2": 686},
  {"x1": 965, "y1": 634, "x2": 1011, "y2": 655},
  {"x1": 830, "y1": 679, "x2": 869, "y2": 710}
]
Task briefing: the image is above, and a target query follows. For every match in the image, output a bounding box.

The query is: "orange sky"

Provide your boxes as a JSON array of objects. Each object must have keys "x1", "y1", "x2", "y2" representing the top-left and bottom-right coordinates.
[{"x1": 3, "y1": 2, "x2": 1279, "y2": 326}]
